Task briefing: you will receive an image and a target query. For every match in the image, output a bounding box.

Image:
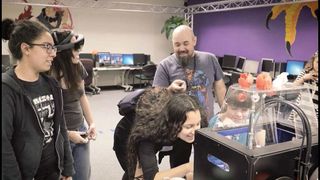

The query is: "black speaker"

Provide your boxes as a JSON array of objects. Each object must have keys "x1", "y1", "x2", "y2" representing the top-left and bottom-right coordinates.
[
  {"x1": 194, "y1": 127, "x2": 318, "y2": 180},
  {"x1": 280, "y1": 62, "x2": 287, "y2": 73},
  {"x1": 218, "y1": 56, "x2": 223, "y2": 66},
  {"x1": 144, "y1": 54, "x2": 150, "y2": 63}
]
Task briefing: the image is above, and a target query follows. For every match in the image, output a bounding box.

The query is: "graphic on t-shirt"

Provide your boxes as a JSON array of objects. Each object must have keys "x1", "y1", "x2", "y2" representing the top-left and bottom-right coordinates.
[
  {"x1": 185, "y1": 68, "x2": 210, "y2": 115},
  {"x1": 33, "y1": 94, "x2": 55, "y2": 146}
]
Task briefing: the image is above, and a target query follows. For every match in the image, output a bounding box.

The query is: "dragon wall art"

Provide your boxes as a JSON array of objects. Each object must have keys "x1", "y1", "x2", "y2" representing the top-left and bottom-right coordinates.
[{"x1": 266, "y1": 1, "x2": 318, "y2": 56}]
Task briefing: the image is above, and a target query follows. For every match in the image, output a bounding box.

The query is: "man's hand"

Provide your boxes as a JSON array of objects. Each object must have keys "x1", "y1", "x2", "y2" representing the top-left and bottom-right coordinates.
[{"x1": 167, "y1": 79, "x2": 186, "y2": 93}]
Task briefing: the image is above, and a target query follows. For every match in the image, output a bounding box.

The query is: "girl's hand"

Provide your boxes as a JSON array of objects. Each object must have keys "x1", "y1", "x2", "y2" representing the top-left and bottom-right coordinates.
[
  {"x1": 68, "y1": 131, "x2": 88, "y2": 144},
  {"x1": 87, "y1": 123, "x2": 97, "y2": 140}
]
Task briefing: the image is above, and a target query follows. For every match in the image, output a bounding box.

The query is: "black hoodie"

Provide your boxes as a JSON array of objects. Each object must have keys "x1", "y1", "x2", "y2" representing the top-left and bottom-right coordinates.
[{"x1": 2, "y1": 68, "x2": 75, "y2": 180}]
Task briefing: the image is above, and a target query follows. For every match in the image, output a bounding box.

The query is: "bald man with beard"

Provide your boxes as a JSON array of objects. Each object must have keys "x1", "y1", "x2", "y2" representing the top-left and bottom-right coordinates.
[{"x1": 153, "y1": 25, "x2": 226, "y2": 169}]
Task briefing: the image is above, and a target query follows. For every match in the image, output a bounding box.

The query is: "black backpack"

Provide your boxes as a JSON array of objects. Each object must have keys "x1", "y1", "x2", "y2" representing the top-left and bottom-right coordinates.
[{"x1": 117, "y1": 89, "x2": 145, "y2": 116}]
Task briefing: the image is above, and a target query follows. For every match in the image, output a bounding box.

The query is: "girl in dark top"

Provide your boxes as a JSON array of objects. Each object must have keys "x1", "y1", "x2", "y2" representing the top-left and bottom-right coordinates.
[
  {"x1": 2, "y1": 19, "x2": 74, "y2": 180},
  {"x1": 50, "y1": 30, "x2": 97, "y2": 180},
  {"x1": 127, "y1": 88, "x2": 206, "y2": 180}
]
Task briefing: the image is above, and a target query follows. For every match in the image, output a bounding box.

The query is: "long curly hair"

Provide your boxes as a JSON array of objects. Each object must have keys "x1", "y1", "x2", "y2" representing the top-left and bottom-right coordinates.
[{"x1": 127, "y1": 88, "x2": 205, "y2": 179}]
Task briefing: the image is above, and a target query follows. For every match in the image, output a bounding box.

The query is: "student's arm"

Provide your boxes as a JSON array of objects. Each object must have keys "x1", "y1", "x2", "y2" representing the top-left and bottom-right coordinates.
[
  {"x1": 153, "y1": 162, "x2": 193, "y2": 180},
  {"x1": 2, "y1": 85, "x2": 22, "y2": 180},
  {"x1": 79, "y1": 80, "x2": 97, "y2": 140},
  {"x1": 293, "y1": 70, "x2": 312, "y2": 86},
  {"x1": 138, "y1": 141, "x2": 193, "y2": 180},
  {"x1": 213, "y1": 79, "x2": 226, "y2": 107},
  {"x1": 60, "y1": 106, "x2": 76, "y2": 177}
]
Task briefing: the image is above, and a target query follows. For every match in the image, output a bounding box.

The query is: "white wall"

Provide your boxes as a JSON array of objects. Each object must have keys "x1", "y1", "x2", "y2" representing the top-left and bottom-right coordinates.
[{"x1": 2, "y1": 0, "x2": 184, "y2": 64}]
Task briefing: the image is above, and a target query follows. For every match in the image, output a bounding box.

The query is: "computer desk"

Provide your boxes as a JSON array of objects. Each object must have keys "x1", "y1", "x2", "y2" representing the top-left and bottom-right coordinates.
[{"x1": 93, "y1": 66, "x2": 142, "y2": 91}]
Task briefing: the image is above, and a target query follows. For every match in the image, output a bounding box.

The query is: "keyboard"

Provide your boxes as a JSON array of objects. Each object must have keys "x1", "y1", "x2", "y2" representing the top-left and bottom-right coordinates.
[{"x1": 222, "y1": 67, "x2": 243, "y2": 73}]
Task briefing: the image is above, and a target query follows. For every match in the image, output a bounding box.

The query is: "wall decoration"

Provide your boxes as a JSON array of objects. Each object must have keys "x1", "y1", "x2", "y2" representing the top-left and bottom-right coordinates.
[
  {"x1": 15, "y1": 0, "x2": 74, "y2": 30},
  {"x1": 16, "y1": 0, "x2": 33, "y2": 21},
  {"x1": 266, "y1": 2, "x2": 318, "y2": 56}
]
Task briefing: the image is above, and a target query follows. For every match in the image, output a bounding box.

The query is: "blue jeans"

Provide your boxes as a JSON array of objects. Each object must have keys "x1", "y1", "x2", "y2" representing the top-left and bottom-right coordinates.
[{"x1": 70, "y1": 122, "x2": 91, "y2": 180}]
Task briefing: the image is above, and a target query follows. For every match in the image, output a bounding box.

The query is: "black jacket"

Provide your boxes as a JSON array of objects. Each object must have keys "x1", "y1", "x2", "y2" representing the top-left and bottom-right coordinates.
[{"x1": 2, "y1": 68, "x2": 75, "y2": 180}]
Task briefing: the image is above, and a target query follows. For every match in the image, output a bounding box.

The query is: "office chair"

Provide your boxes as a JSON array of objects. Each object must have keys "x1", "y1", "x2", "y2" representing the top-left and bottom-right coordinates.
[
  {"x1": 80, "y1": 58, "x2": 101, "y2": 95},
  {"x1": 224, "y1": 71, "x2": 241, "y2": 89},
  {"x1": 135, "y1": 64, "x2": 157, "y2": 87}
]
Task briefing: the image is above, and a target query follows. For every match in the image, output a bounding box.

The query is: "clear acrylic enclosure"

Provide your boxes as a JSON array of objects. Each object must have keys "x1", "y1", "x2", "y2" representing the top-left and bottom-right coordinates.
[{"x1": 212, "y1": 83, "x2": 318, "y2": 149}]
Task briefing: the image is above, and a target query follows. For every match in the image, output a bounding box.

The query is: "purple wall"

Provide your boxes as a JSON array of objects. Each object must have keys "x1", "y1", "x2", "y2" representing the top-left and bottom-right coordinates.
[{"x1": 191, "y1": 6, "x2": 318, "y2": 62}]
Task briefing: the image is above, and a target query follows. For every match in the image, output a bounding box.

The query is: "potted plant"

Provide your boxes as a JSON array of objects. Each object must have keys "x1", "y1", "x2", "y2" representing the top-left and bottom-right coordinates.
[{"x1": 161, "y1": 15, "x2": 187, "y2": 40}]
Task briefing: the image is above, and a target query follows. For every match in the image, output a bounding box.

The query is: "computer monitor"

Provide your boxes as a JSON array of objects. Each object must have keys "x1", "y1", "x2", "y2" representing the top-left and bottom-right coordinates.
[
  {"x1": 122, "y1": 54, "x2": 134, "y2": 66},
  {"x1": 286, "y1": 60, "x2": 305, "y2": 76},
  {"x1": 97, "y1": 52, "x2": 111, "y2": 66},
  {"x1": 243, "y1": 59, "x2": 260, "y2": 75},
  {"x1": 133, "y1": 53, "x2": 146, "y2": 66},
  {"x1": 111, "y1": 53, "x2": 123, "y2": 65},
  {"x1": 79, "y1": 53, "x2": 94, "y2": 60},
  {"x1": 236, "y1": 56, "x2": 246, "y2": 70},
  {"x1": 222, "y1": 55, "x2": 237, "y2": 69},
  {"x1": 261, "y1": 58, "x2": 274, "y2": 72}
]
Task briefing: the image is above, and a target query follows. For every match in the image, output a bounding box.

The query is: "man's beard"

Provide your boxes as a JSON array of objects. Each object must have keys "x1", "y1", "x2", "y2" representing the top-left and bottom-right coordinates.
[{"x1": 178, "y1": 54, "x2": 194, "y2": 68}]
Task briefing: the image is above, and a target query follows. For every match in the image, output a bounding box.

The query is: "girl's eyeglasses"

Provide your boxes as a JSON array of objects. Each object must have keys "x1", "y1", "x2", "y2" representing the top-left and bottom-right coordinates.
[{"x1": 28, "y1": 43, "x2": 57, "y2": 54}]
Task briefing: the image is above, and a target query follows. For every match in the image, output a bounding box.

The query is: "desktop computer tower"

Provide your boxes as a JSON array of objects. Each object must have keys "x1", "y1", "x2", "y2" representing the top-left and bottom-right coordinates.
[
  {"x1": 217, "y1": 56, "x2": 223, "y2": 67},
  {"x1": 194, "y1": 128, "x2": 318, "y2": 180},
  {"x1": 144, "y1": 54, "x2": 151, "y2": 64},
  {"x1": 133, "y1": 53, "x2": 146, "y2": 66},
  {"x1": 274, "y1": 62, "x2": 281, "y2": 77}
]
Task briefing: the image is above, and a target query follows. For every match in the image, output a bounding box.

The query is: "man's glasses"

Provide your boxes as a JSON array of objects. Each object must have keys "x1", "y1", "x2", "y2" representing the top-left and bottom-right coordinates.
[{"x1": 28, "y1": 43, "x2": 57, "y2": 54}]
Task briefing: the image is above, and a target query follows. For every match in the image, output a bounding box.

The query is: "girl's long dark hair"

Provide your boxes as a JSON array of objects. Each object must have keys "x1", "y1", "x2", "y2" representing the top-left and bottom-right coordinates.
[
  {"x1": 50, "y1": 31, "x2": 82, "y2": 90},
  {"x1": 127, "y1": 89, "x2": 206, "y2": 179}
]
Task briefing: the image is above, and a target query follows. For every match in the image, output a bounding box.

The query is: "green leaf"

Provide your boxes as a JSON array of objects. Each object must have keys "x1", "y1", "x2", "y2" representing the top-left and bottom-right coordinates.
[
  {"x1": 168, "y1": 29, "x2": 174, "y2": 40},
  {"x1": 162, "y1": 15, "x2": 188, "y2": 40},
  {"x1": 165, "y1": 28, "x2": 170, "y2": 39}
]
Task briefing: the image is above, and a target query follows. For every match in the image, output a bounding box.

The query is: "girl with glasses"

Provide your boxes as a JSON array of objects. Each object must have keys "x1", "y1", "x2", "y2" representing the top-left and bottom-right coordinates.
[{"x1": 2, "y1": 19, "x2": 74, "y2": 180}]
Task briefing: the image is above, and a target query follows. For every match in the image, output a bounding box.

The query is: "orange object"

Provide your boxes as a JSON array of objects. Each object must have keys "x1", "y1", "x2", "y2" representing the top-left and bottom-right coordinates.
[
  {"x1": 256, "y1": 72, "x2": 272, "y2": 90},
  {"x1": 237, "y1": 92, "x2": 248, "y2": 102},
  {"x1": 91, "y1": 50, "x2": 98, "y2": 55},
  {"x1": 238, "y1": 73, "x2": 254, "y2": 89}
]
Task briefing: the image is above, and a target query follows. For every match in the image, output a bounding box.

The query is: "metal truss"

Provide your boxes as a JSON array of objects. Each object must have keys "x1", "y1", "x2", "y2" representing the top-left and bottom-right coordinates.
[
  {"x1": 185, "y1": 13, "x2": 193, "y2": 29},
  {"x1": 2, "y1": 0, "x2": 186, "y2": 14},
  {"x1": 186, "y1": 0, "x2": 317, "y2": 15}
]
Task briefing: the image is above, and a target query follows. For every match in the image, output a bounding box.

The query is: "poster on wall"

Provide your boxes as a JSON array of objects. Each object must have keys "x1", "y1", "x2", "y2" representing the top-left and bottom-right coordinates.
[
  {"x1": 266, "y1": 2, "x2": 318, "y2": 56},
  {"x1": 16, "y1": 0, "x2": 74, "y2": 30}
]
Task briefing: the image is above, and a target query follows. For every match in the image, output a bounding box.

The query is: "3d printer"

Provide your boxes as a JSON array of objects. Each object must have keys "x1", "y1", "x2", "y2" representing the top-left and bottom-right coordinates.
[{"x1": 194, "y1": 84, "x2": 318, "y2": 180}]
